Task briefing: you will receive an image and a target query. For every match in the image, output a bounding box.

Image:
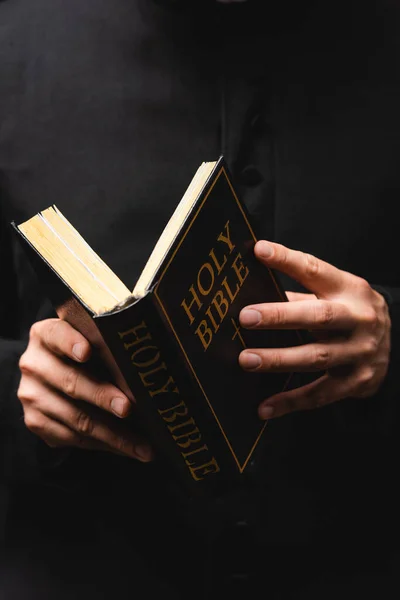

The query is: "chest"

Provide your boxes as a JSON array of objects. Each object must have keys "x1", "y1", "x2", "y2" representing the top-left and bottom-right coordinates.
[{"x1": 1, "y1": 0, "x2": 399, "y2": 288}]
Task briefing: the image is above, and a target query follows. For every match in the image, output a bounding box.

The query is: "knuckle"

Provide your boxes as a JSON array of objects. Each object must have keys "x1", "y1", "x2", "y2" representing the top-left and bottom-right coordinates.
[
  {"x1": 355, "y1": 276, "x2": 371, "y2": 295},
  {"x1": 115, "y1": 436, "x2": 133, "y2": 456},
  {"x1": 312, "y1": 348, "x2": 331, "y2": 370},
  {"x1": 357, "y1": 367, "x2": 375, "y2": 388},
  {"x1": 18, "y1": 352, "x2": 34, "y2": 375},
  {"x1": 351, "y1": 368, "x2": 376, "y2": 398},
  {"x1": 269, "y1": 305, "x2": 286, "y2": 327},
  {"x1": 362, "y1": 337, "x2": 379, "y2": 357},
  {"x1": 277, "y1": 244, "x2": 289, "y2": 266},
  {"x1": 76, "y1": 411, "x2": 93, "y2": 436},
  {"x1": 269, "y1": 351, "x2": 282, "y2": 370},
  {"x1": 44, "y1": 319, "x2": 62, "y2": 347},
  {"x1": 92, "y1": 385, "x2": 108, "y2": 410},
  {"x1": 379, "y1": 308, "x2": 390, "y2": 331},
  {"x1": 24, "y1": 411, "x2": 45, "y2": 435},
  {"x1": 115, "y1": 436, "x2": 128, "y2": 454},
  {"x1": 315, "y1": 302, "x2": 335, "y2": 327},
  {"x1": 62, "y1": 367, "x2": 80, "y2": 398},
  {"x1": 304, "y1": 252, "x2": 320, "y2": 279},
  {"x1": 360, "y1": 308, "x2": 378, "y2": 328},
  {"x1": 17, "y1": 380, "x2": 34, "y2": 405},
  {"x1": 374, "y1": 289, "x2": 388, "y2": 313},
  {"x1": 386, "y1": 313, "x2": 392, "y2": 333},
  {"x1": 29, "y1": 321, "x2": 43, "y2": 340}
]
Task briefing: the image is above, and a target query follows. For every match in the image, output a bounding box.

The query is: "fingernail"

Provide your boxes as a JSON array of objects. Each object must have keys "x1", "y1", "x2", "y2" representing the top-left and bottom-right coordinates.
[
  {"x1": 111, "y1": 397, "x2": 129, "y2": 418},
  {"x1": 260, "y1": 405, "x2": 275, "y2": 420},
  {"x1": 256, "y1": 240, "x2": 273, "y2": 259},
  {"x1": 240, "y1": 309, "x2": 261, "y2": 327},
  {"x1": 135, "y1": 445, "x2": 153, "y2": 462},
  {"x1": 72, "y1": 343, "x2": 85, "y2": 361},
  {"x1": 240, "y1": 352, "x2": 262, "y2": 370}
]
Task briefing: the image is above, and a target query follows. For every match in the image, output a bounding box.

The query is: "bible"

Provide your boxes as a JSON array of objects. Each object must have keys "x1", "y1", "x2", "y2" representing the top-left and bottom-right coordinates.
[{"x1": 13, "y1": 156, "x2": 303, "y2": 498}]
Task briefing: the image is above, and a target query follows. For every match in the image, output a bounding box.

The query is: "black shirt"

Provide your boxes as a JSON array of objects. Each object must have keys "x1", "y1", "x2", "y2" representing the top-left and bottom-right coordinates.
[{"x1": 1, "y1": 1, "x2": 400, "y2": 598}]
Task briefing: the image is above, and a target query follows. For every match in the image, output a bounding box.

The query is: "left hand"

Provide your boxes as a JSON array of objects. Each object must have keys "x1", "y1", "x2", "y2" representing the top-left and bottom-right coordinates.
[{"x1": 238, "y1": 240, "x2": 391, "y2": 419}]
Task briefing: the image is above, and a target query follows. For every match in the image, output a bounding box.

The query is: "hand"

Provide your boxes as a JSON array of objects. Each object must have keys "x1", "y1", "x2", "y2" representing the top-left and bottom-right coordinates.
[
  {"x1": 239, "y1": 240, "x2": 391, "y2": 420},
  {"x1": 17, "y1": 318, "x2": 153, "y2": 461}
]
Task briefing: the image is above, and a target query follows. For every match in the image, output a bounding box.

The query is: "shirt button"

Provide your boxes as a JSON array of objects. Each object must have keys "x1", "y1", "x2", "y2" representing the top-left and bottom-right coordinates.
[{"x1": 239, "y1": 165, "x2": 264, "y2": 187}]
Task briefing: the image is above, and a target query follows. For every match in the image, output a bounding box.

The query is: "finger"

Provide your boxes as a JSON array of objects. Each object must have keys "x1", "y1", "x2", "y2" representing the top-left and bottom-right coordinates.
[
  {"x1": 239, "y1": 299, "x2": 354, "y2": 331},
  {"x1": 30, "y1": 347, "x2": 132, "y2": 418},
  {"x1": 36, "y1": 386, "x2": 152, "y2": 461},
  {"x1": 258, "y1": 372, "x2": 354, "y2": 419},
  {"x1": 285, "y1": 291, "x2": 317, "y2": 302},
  {"x1": 31, "y1": 319, "x2": 92, "y2": 363},
  {"x1": 24, "y1": 409, "x2": 145, "y2": 457},
  {"x1": 24, "y1": 409, "x2": 106, "y2": 450},
  {"x1": 254, "y1": 240, "x2": 347, "y2": 298},
  {"x1": 239, "y1": 339, "x2": 357, "y2": 373}
]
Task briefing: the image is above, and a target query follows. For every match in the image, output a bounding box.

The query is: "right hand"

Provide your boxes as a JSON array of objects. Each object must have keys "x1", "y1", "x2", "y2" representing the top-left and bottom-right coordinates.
[{"x1": 17, "y1": 318, "x2": 153, "y2": 462}]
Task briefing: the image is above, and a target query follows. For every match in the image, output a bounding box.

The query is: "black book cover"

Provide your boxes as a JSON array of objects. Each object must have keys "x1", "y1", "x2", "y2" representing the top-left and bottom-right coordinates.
[
  {"x1": 129, "y1": 156, "x2": 305, "y2": 491},
  {"x1": 12, "y1": 156, "x2": 306, "y2": 499}
]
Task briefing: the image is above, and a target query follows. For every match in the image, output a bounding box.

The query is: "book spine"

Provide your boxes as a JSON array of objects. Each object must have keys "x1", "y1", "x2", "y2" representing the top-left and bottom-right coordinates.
[{"x1": 95, "y1": 294, "x2": 241, "y2": 499}]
